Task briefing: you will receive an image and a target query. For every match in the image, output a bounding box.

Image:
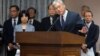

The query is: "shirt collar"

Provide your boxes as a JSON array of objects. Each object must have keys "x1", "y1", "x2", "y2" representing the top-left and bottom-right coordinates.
[
  {"x1": 12, "y1": 17, "x2": 18, "y2": 21},
  {"x1": 62, "y1": 10, "x2": 68, "y2": 21},
  {"x1": 85, "y1": 21, "x2": 92, "y2": 28},
  {"x1": 50, "y1": 17, "x2": 53, "y2": 25},
  {"x1": 30, "y1": 18, "x2": 34, "y2": 20},
  {"x1": 63, "y1": 10, "x2": 68, "y2": 18},
  {"x1": 29, "y1": 19, "x2": 34, "y2": 23}
]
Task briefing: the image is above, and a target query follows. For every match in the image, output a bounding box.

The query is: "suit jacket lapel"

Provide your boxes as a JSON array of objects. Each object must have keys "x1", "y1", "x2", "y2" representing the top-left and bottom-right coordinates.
[
  {"x1": 10, "y1": 19, "x2": 14, "y2": 29},
  {"x1": 87, "y1": 22, "x2": 94, "y2": 37}
]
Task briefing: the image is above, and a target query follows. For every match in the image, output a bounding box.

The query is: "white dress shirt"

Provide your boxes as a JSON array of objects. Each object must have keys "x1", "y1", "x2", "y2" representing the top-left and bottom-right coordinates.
[
  {"x1": 85, "y1": 21, "x2": 92, "y2": 29},
  {"x1": 12, "y1": 17, "x2": 18, "y2": 26},
  {"x1": 60, "y1": 10, "x2": 68, "y2": 22},
  {"x1": 28, "y1": 19, "x2": 34, "y2": 24},
  {"x1": 50, "y1": 17, "x2": 53, "y2": 25}
]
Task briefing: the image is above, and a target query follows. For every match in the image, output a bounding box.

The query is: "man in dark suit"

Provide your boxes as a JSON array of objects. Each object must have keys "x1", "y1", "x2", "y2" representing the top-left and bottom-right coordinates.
[
  {"x1": 52, "y1": 0, "x2": 81, "y2": 33},
  {"x1": 27, "y1": 7, "x2": 40, "y2": 31},
  {"x1": 3, "y1": 5, "x2": 21, "y2": 56},
  {"x1": 41, "y1": 3, "x2": 58, "y2": 31},
  {"x1": 74, "y1": 10, "x2": 99, "y2": 56}
]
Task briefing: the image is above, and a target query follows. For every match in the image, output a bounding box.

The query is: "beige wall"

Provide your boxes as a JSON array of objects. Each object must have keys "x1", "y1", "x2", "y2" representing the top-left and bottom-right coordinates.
[{"x1": 64, "y1": 0, "x2": 100, "y2": 52}]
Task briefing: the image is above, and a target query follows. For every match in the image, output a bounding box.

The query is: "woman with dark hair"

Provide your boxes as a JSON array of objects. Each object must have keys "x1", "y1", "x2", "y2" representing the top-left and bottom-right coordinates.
[
  {"x1": 13, "y1": 10, "x2": 35, "y2": 56},
  {"x1": 14, "y1": 10, "x2": 35, "y2": 32}
]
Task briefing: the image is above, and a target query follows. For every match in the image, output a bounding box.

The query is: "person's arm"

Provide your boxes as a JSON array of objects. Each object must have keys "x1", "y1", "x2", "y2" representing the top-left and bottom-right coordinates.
[
  {"x1": 71, "y1": 13, "x2": 83, "y2": 33},
  {"x1": 3, "y1": 21, "x2": 9, "y2": 45}
]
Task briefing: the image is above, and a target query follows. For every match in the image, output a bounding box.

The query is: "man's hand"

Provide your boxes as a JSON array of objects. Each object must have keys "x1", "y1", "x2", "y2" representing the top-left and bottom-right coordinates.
[
  {"x1": 8, "y1": 43, "x2": 14, "y2": 51},
  {"x1": 81, "y1": 44, "x2": 88, "y2": 53},
  {"x1": 82, "y1": 44, "x2": 87, "y2": 49},
  {"x1": 79, "y1": 26, "x2": 88, "y2": 34}
]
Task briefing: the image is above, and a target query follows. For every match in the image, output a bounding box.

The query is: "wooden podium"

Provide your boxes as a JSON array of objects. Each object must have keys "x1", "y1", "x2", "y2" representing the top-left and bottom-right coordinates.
[{"x1": 16, "y1": 32, "x2": 85, "y2": 56}]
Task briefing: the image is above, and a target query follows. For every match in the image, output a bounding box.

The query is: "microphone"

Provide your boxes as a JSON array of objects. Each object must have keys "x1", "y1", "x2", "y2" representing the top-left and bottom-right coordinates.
[{"x1": 47, "y1": 14, "x2": 59, "y2": 31}]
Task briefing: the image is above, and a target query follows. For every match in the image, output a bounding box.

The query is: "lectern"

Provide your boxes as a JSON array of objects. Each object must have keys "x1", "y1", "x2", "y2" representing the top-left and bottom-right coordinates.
[{"x1": 16, "y1": 32, "x2": 85, "y2": 56}]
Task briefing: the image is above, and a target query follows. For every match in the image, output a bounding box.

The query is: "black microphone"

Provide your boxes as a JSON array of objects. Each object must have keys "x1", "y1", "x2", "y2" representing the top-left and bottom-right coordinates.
[{"x1": 47, "y1": 14, "x2": 59, "y2": 31}]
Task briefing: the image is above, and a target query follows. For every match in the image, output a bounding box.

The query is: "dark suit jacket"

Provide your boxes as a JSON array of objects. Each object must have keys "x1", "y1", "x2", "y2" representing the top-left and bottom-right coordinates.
[
  {"x1": 3, "y1": 18, "x2": 21, "y2": 45},
  {"x1": 86, "y1": 22, "x2": 99, "y2": 53},
  {"x1": 54, "y1": 11, "x2": 81, "y2": 33},
  {"x1": 32, "y1": 20, "x2": 40, "y2": 31},
  {"x1": 74, "y1": 21, "x2": 99, "y2": 53},
  {"x1": 41, "y1": 15, "x2": 57, "y2": 31}
]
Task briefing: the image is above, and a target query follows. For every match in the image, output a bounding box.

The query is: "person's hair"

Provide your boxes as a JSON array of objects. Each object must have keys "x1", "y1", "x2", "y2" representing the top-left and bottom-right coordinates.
[
  {"x1": 53, "y1": 0, "x2": 64, "y2": 6},
  {"x1": 27, "y1": 7, "x2": 37, "y2": 14},
  {"x1": 48, "y1": 2, "x2": 54, "y2": 9},
  {"x1": 19, "y1": 10, "x2": 29, "y2": 18},
  {"x1": 84, "y1": 10, "x2": 93, "y2": 17},
  {"x1": 9, "y1": 5, "x2": 20, "y2": 11},
  {"x1": 52, "y1": 0, "x2": 66, "y2": 9},
  {"x1": 81, "y1": 5, "x2": 90, "y2": 11}
]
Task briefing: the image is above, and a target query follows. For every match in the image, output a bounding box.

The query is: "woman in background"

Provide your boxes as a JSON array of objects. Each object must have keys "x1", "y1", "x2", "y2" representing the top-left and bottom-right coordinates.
[
  {"x1": 14, "y1": 10, "x2": 35, "y2": 32},
  {"x1": 14, "y1": 10, "x2": 35, "y2": 56}
]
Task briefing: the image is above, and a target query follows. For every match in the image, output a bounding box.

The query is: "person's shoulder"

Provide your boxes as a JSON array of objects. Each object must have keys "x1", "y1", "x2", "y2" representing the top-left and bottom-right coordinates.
[
  {"x1": 15, "y1": 24, "x2": 21, "y2": 28},
  {"x1": 92, "y1": 21, "x2": 99, "y2": 29},
  {"x1": 28, "y1": 24, "x2": 34, "y2": 28},
  {"x1": 3, "y1": 18, "x2": 12, "y2": 26},
  {"x1": 68, "y1": 10, "x2": 79, "y2": 15},
  {"x1": 42, "y1": 16, "x2": 50, "y2": 21},
  {"x1": 34, "y1": 19, "x2": 40, "y2": 23},
  {"x1": 4, "y1": 18, "x2": 11, "y2": 23},
  {"x1": 27, "y1": 24, "x2": 35, "y2": 31},
  {"x1": 0, "y1": 25, "x2": 2, "y2": 28},
  {"x1": 29, "y1": 24, "x2": 35, "y2": 30},
  {"x1": 94, "y1": 24, "x2": 99, "y2": 28}
]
